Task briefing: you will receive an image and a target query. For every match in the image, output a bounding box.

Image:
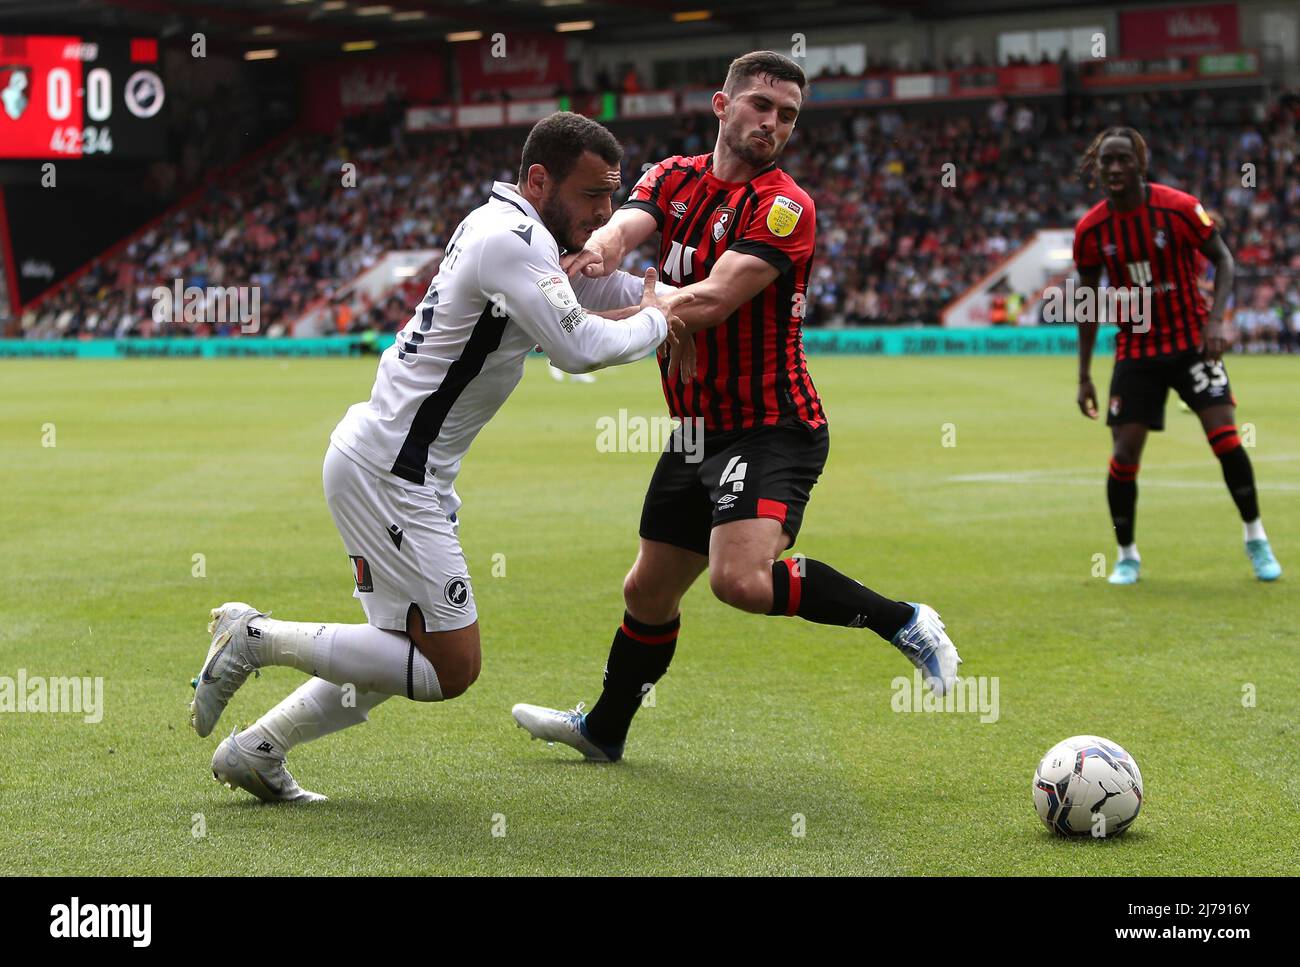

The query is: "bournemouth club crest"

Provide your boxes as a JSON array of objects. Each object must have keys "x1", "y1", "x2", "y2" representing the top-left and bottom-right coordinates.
[{"x1": 712, "y1": 206, "x2": 734, "y2": 242}]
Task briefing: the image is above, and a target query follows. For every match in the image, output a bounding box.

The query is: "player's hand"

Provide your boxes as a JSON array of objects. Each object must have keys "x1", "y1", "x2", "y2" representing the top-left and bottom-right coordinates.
[
  {"x1": 1202, "y1": 317, "x2": 1229, "y2": 362},
  {"x1": 640, "y1": 267, "x2": 693, "y2": 346},
  {"x1": 1077, "y1": 378, "x2": 1099, "y2": 419},
  {"x1": 666, "y1": 332, "x2": 697, "y2": 383},
  {"x1": 562, "y1": 236, "x2": 617, "y2": 279}
]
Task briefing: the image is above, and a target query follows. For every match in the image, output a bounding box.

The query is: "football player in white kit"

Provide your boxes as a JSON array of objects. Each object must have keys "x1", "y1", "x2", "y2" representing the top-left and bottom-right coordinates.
[{"x1": 189, "y1": 113, "x2": 692, "y2": 801}]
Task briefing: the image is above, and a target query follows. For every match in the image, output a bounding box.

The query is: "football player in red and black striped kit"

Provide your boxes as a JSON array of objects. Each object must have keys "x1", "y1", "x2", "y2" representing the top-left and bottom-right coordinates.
[
  {"x1": 1074, "y1": 127, "x2": 1281, "y2": 584},
  {"x1": 512, "y1": 51, "x2": 961, "y2": 762}
]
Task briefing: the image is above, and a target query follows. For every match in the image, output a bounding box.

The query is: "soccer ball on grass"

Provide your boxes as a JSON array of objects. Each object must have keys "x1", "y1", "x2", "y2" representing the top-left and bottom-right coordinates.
[{"x1": 1033, "y1": 735, "x2": 1143, "y2": 837}]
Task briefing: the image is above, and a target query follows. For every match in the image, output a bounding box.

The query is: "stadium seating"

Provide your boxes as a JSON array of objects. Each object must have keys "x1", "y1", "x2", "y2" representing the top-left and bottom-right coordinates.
[{"x1": 19, "y1": 89, "x2": 1300, "y2": 348}]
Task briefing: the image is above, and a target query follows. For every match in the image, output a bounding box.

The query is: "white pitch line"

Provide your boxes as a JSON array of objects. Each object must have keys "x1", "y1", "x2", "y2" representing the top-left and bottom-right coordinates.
[{"x1": 947, "y1": 471, "x2": 1300, "y2": 492}]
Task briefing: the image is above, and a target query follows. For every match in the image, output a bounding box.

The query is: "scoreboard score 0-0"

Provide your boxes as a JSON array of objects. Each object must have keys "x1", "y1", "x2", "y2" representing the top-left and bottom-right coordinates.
[{"x1": 0, "y1": 35, "x2": 167, "y2": 159}]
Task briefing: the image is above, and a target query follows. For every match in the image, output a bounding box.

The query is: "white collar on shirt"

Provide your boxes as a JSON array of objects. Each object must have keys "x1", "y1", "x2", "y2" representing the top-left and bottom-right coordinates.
[{"x1": 490, "y1": 181, "x2": 543, "y2": 224}]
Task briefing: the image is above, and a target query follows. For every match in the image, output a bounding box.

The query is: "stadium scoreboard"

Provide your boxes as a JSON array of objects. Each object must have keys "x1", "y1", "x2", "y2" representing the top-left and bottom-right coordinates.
[{"x1": 0, "y1": 34, "x2": 166, "y2": 159}]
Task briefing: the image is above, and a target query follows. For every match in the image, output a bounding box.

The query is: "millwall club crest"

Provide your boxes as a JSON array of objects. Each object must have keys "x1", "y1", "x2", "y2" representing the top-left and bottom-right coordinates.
[{"x1": 712, "y1": 206, "x2": 735, "y2": 242}]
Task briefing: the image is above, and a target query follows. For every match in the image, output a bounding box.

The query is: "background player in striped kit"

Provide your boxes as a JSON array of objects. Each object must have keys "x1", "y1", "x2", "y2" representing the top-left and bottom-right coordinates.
[
  {"x1": 512, "y1": 52, "x2": 961, "y2": 763},
  {"x1": 1073, "y1": 126, "x2": 1282, "y2": 584}
]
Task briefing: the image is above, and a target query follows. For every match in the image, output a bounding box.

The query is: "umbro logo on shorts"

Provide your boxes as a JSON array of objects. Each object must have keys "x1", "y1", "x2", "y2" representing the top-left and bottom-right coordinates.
[
  {"x1": 349, "y1": 555, "x2": 374, "y2": 593},
  {"x1": 444, "y1": 577, "x2": 470, "y2": 609}
]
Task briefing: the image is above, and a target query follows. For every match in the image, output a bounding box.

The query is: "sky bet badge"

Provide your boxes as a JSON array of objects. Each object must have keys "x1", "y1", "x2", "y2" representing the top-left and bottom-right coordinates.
[{"x1": 766, "y1": 195, "x2": 802, "y2": 237}]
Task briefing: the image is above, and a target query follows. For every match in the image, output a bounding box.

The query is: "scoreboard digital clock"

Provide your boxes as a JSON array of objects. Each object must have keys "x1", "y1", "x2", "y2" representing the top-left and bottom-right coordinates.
[{"x1": 0, "y1": 35, "x2": 167, "y2": 159}]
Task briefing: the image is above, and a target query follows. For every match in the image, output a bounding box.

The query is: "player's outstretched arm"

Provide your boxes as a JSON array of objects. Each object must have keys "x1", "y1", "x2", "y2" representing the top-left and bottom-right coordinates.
[
  {"x1": 669, "y1": 250, "x2": 779, "y2": 335},
  {"x1": 562, "y1": 208, "x2": 659, "y2": 280},
  {"x1": 1199, "y1": 231, "x2": 1235, "y2": 362},
  {"x1": 1076, "y1": 265, "x2": 1102, "y2": 419},
  {"x1": 496, "y1": 238, "x2": 689, "y2": 374}
]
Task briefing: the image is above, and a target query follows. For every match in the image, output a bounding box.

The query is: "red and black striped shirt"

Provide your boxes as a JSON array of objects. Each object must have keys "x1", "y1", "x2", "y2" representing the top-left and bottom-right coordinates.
[
  {"x1": 1073, "y1": 182, "x2": 1218, "y2": 361},
  {"x1": 624, "y1": 153, "x2": 825, "y2": 431}
]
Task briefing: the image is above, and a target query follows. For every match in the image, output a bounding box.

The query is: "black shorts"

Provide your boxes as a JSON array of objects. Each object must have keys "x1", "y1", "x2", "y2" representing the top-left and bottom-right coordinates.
[
  {"x1": 1106, "y1": 349, "x2": 1236, "y2": 431},
  {"x1": 638, "y1": 421, "x2": 829, "y2": 557}
]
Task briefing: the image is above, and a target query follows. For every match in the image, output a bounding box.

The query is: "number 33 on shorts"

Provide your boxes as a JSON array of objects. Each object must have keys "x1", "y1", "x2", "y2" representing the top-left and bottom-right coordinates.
[{"x1": 1188, "y1": 359, "x2": 1227, "y2": 395}]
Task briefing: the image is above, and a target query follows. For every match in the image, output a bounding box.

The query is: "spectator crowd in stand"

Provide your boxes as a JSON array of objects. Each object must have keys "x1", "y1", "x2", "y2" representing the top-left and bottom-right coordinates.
[{"x1": 18, "y1": 89, "x2": 1300, "y2": 352}]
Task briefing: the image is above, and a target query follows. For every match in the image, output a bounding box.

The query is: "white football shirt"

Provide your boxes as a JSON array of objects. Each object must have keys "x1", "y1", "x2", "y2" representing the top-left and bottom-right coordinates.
[{"x1": 330, "y1": 181, "x2": 667, "y2": 515}]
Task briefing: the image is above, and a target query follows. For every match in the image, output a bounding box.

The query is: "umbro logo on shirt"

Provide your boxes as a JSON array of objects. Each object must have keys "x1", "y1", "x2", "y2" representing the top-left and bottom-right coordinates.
[{"x1": 670, "y1": 201, "x2": 688, "y2": 217}]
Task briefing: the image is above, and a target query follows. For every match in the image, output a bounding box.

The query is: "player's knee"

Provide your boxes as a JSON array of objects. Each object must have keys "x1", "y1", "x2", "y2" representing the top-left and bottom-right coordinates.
[
  {"x1": 708, "y1": 566, "x2": 771, "y2": 614},
  {"x1": 1112, "y1": 443, "x2": 1142, "y2": 467},
  {"x1": 623, "y1": 567, "x2": 678, "y2": 624},
  {"x1": 435, "y1": 647, "x2": 480, "y2": 700}
]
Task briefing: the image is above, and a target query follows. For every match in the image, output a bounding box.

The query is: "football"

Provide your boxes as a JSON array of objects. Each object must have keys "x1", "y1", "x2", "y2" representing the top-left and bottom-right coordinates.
[{"x1": 1033, "y1": 736, "x2": 1144, "y2": 838}]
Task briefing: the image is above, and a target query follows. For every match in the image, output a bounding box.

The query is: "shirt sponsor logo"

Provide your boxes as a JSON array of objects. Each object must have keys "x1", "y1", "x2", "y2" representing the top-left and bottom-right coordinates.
[
  {"x1": 766, "y1": 195, "x2": 803, "y2": 237},
  {"x1": 559, "y1": 306, "x2": 585, "y2": 333},
  {"x1": 536, "y1": 274, "x2": 577, "y2": 310},
  {"x1": 350, "y1": 555, "x2": 373, "y2": 593}
]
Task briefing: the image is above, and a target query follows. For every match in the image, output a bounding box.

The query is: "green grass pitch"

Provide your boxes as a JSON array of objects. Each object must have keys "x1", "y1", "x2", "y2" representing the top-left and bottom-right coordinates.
[{"x1": 1, "y1": 354, "x2": 1296, "y2": 875}]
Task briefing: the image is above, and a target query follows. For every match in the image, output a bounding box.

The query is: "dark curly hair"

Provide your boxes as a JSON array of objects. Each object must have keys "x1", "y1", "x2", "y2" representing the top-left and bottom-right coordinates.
[
  {"x1": 1077, "y1": 126, "x2": 1149, "y2": 188},
  {"x1": 518, "y1": 111, "x2": 622, "y2": 185}
]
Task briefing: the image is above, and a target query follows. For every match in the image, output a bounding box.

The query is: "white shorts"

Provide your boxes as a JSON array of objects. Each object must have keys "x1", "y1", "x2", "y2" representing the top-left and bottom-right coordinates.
[{"x1": 322, "y1": 443, "x2": 477, "y2": 633}]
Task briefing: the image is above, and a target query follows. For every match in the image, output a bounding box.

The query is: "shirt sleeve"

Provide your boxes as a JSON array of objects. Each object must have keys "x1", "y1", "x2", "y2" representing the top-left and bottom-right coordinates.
[
  {"x1": 621, "y1": 155, "x2": 687, "y2": 232},
  {"x1": 1177, "y1": 195, "x2": 1217, "y2": 249},
  {"x1": 730, "y1": 183, "x2": 815, "y2": 276},
  {"x1": 478, "y1": 226, "x2": 666, "y2": 374},
  {"x1": 571, "y1": 269, "x2": 676, "y2": 312},
  {"x1": 1073, "y1": 221, "x2": 1100, "y2": 270}
]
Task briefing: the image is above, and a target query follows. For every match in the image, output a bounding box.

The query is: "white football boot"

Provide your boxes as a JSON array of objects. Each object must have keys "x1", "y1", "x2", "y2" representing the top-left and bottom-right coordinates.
[
  {"x1": 511, "y1": 701, "x2": 623, "y2": 762},
  {"x1": 190, "y1": 602, "x2": 265, "y2": 738},
  {"x1": 211, "y1": 729, "x2": 326, "y2": 803},
  {"x1": 890, "y1": 603, "x2": 962, "y2": 696}
]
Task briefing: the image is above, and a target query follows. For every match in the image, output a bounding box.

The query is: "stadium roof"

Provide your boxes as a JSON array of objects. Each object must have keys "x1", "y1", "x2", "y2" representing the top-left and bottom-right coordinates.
[{"x1": 0, "y1": 0, "x2": 1157, "y2": 55}]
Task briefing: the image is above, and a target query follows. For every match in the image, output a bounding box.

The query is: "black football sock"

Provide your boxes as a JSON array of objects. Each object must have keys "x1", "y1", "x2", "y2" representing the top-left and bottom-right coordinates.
[
  {"x1": 1208, "y1": 425, "x2": 1260, "y2": 522},
  {"x1": 583, "y1": 612, "x2": 678, "y2": 748},
  {"x1": 1107, "y1": 457, "x2": 1139, "y2": 547},
  {"x1": 767, "y1": 558, "x2": 914, "y2": 642}
]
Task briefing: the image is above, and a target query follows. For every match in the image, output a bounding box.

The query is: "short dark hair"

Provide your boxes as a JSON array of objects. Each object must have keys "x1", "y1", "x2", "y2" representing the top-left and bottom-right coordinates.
[
  {"x1": 518, "y1": 111, "x2": 622, "y2": 185},
  {"x1": 723, "y1": 51, "x2": 807, "y2": 101}
]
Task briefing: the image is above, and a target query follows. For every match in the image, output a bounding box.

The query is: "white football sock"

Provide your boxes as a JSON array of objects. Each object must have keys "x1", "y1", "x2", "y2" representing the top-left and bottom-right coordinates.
[
  {"x1": 241, "y1": 678, "x2": 389, "y2": 757},
  {"x1": 1118, "y1": 544, "x2": 1140, "y2": 562},
  {"x1": 1244, "y1": 519, "x2": 1267, "y2": 542},
  {"x1": 247, "y1": 618, "x2": 441, "y2": 701}
]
